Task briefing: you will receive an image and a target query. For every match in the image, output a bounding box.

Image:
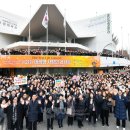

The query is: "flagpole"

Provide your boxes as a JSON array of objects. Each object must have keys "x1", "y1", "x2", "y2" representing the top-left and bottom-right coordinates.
[
  {"x1": 128, "y1": 33, "x2": 130, "y2": 60},
  {"x1": 28, "y1": 4, "x2": 31, "y2": 55},
  {"x1": 64, "y1": 9, "x2": 66, "y2": 52},
  {"x1": 46, "y1": 6, "x2": 48, "y2": 55},
  {"x1": 65, "y1": 24, "x2": 66, "y2": 52},
  {"x1": 121, "y1": 26, "x2": 123, "y2": 56}
]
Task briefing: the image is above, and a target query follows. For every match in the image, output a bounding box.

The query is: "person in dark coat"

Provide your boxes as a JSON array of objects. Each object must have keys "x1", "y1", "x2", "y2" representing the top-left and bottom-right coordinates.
[
  {"x1": 55, "y1": 95, "x2": 66, "y2": 128},
  {"x1": 112, "y1": 90, "x2": 128, "y2": 130},
  {"x1": 45, "y1": 95, "x2": 54, "y2": 130},
  {"x1": 95, "y1": 91, "x2": 103, "y2": 119},
  {"x1": 88, "y1": 93, "x2": 97, "y2": 124},
  {"x1": 27, "y1": 94, "x2": 41, "y2": 130},
  {"x1": 66, "y1": 95, "x2": 75, "y2": 126},
  {"x1": 4, "y1": 97, "x2": 23, "y2": 130},
  {"x1": 126, "y1": 87, "x2": 130, "y2": 121},
  {"x1": 100, "y1": 92, "x2": 111, "y2": 126},
  {"x1": 75, "y1": 94, "x2": 85, "y2": 128},
  {"x1": 37, "y1": 91, "x2": 45, "y2": 123},
  {"x1": 20, "y1": 94, "x2": 29, "y2": 129}
]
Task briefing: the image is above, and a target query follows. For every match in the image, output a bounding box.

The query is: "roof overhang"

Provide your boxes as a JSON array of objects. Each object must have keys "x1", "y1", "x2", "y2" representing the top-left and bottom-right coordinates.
[{"x1": 5, "y1": 41, "x2": 91, "y2": 51}]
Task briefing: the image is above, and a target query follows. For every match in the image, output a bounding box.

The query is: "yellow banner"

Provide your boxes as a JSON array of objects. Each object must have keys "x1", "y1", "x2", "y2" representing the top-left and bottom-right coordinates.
[{"x1": 0, "y1": 55, "x2": 100, "y2": 68}]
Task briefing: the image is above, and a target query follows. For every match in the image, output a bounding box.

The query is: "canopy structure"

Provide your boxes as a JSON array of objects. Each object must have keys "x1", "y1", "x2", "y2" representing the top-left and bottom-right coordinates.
[{"x1": 6, "y1": 41, "x2": 91, "y2": 51}]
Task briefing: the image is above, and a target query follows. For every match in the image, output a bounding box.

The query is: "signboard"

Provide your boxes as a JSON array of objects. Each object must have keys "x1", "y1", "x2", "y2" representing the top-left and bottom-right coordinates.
[
  {"x1": 55, "y1": 79, "x2": 64, "y2": 87},
  {"x1": 72, "y1": 75, "x2": 80, "y2": 81},
  {"x1": 0, "y1": 16, "x2": 18, "y2": 33},
  {"x1": 14, "y1": 76, "x2": 27, "y2": 85},
  {"x1": 0, "y1": 55, "x2": 100, "y2": 68}
]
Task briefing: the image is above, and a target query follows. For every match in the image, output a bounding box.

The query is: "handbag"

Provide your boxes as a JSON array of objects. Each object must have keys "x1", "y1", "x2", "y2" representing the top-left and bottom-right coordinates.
[{"x1": 67, "y1": 108, "x2": 72, "y2": 115}]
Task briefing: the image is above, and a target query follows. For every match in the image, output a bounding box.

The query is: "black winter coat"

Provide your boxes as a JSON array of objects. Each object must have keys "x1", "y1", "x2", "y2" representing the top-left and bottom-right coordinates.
[
  {"x1": 75, "y1": 98, "x2": 86, "y2": 120},
  {"x1": 5, "y1": 103, "x2": 23, "y2": 129},
  {"x1": 27, "y1": 100, "x2": 41, "y2": 122}
]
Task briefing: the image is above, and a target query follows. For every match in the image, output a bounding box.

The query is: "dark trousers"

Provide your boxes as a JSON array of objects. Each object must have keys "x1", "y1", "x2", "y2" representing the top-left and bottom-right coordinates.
[
  {"x1": 28, "y1": 121, "x2": 37, "y2": 130},
  {"x1": 11, "y1": 121, "x2": 21, "y2": 130},
  {"x1": 77, "y1": 120, "x2": 83, "y2": 128},
  {"x1": 47, "y1": 118, "x2": 53, "y2": 129},
  {"x1": 116, "y1": 119, "x2": 126, "y2": 128},
  {"x1": 101, "y1": 109, "x2": 109, "y2": 125},
  {"x1": 21, "y1": 115, "x2": 28, "y2": 129},
  {"x1": 89, "y1": 111, "x2": 96, "y2": 124},
  {"x1": 38, "y1": 112, "x2": 43, "y2": 122},
  {"x1": 58, "y1": 119, "x2": 63, "y2": 127},
  {"x1": 128, "y1": 104, "x2": 130, "y2": 121},
  {"x1": 109, "y1": 106, "x2": 112, "y2": 113},
  {"x1": 96, "y1": 107, "x2": 101, "y2": 119},
  {"x1": 67, "y1": 116, "x2": 73, "y2": 125}
]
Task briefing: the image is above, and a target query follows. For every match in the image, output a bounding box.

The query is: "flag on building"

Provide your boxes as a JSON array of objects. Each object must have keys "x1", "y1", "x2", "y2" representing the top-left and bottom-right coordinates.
[{"x1": 42, "y1": 9, "x2": 49, "y2": 28}]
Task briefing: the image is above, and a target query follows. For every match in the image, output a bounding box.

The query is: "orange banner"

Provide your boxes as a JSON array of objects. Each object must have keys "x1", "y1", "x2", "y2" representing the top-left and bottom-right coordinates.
[{"x1": 0, "y1": 55, "x2": 100, "y2": 68}]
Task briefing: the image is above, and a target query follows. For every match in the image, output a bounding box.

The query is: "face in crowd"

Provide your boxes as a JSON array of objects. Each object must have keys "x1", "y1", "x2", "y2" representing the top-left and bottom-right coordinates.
[{"x1": 32, "y1": 94, "x2": 37, "y2": 101}]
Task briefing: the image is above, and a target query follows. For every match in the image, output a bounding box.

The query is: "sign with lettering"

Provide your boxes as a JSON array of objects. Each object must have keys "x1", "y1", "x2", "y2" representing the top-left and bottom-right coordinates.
[{"x1": 0, "y1": 55, "x2": 100, "y2": 68}]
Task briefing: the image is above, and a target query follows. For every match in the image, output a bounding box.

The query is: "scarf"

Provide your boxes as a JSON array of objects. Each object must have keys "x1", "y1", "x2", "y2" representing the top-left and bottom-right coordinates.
[{"x1": 12, "y1": 105, "x2": 17, "y2": 124}]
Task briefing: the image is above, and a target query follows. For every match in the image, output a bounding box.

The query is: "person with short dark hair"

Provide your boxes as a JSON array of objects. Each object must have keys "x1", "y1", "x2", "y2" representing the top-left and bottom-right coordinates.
[
  {"x1": 27, "y1": 94, "x2": 41, "y2": 130},
  {"x1": 112, "y1": 90, "x2": 128, "y2": 130},
  {"x1": 45, "y1": 95, "x2": 54, "y2": 130},
  {"x1": 2, "y1": 97, "x2": 23, "y2": 130}
]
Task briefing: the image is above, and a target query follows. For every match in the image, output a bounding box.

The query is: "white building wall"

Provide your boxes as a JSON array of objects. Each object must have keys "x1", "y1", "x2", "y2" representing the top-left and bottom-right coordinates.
[
  {"x1": 0, "y1": 9, "x2": 27, "y2": 35},
  {"x1": 100, "y1": 57, "x2": 130, "y2": 67},
  {"x1": 71, "y1": 14, "x2": 114, "y2": 52},
  {"x1": 0, "y1": 33, "x2": 22, "y2": 48}
]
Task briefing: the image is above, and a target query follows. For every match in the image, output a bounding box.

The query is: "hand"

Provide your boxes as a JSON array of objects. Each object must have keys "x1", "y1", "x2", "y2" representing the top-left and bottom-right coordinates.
[
  {"x1": 52, "y1": 100, "x2": 55, "y2": 105},
  {"x1": 45, "y1": 100, "x2": 48, "y2": 104},
  {"x1": 28, "y1": 97, "x2": 31, "y2": 101},
  {"x1": 8, "y1": 101, "x2": 11, "y2": 105},
  {"x1": 20, "y1": 98, "x2": 23, "y2": 102},
  {"x1": 124, "y1": 93, "x2": 126, "y2": 97},
  {"x1": 1, "y1": 104, "x2": 5, "y2": 108},
  {"x1": 21, "y1": 100, "x2": 24, "y2": 105},
  {"x1": 26, "y1": 100, "x2": 29, "y2": 105},
  {"x1": 38, "y1": 100, "x2": 41, "y2": 104},
  {"x1": 108, "y1": 98, "x2": 111, "y2": 102}
]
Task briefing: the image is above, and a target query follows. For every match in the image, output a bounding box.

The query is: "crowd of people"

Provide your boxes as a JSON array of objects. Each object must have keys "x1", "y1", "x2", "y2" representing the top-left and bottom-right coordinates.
[
  {"x1": 0, "y1": 66, "x2": 130, "y2": 130},
  {"x1": 0, "y1": 48, "x2": 126, "y2": 58},
  {"x1": 0, "y1": 48, "x2": 97, "y2": 56}
]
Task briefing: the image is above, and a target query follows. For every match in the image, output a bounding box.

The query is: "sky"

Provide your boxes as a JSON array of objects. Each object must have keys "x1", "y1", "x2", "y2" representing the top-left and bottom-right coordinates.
[{"x1": 0, "y1": 0, "x2": 130, "y2": 51}]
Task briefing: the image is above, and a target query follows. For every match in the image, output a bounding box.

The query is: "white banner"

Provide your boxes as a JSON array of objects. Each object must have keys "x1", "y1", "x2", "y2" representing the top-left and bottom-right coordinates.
[
  {"x1": 14, "y1": 76, "x2": 27, "y2": 85},
  {"x1": 55, "y1": 79, "x2": 65, "y2": 87}
]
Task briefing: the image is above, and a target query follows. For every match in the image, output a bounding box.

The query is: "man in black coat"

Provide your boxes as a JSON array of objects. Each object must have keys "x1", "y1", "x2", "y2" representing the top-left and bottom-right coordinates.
[
  {"x1": 5, "y1": 97, "x2": 23, "y2": 130},
  {"x1": 27, "y1": 94, "x2": 41, "y2": 130}
]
